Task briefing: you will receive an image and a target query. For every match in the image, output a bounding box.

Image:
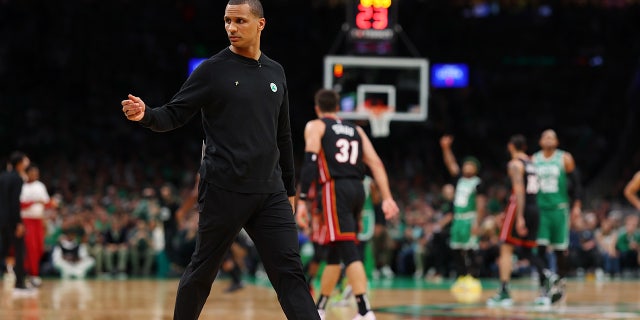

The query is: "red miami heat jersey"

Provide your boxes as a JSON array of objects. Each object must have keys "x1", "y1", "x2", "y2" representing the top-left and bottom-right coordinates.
[{"x1": 317, "y1": 117, "x2": 365, "y2": 183}]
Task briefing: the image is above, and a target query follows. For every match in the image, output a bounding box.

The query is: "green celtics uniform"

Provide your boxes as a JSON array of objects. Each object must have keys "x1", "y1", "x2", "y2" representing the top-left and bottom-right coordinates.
[
  {"x1": 358, "y1": 176, "x2": 375, "y2": 242},
  {"x1": 358, "y1": 176, "x2": 376, "y2": 278},
  {"x1": 533, "y1": 149, "x2": 570, "y2": 249},
  {"x1": 450, "y1": 176, "x2": 482, "y2": 250}
]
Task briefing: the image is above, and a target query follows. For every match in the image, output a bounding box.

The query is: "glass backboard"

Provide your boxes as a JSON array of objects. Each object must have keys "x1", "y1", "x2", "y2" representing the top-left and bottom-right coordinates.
[{"x1": 323, "y1": 55, "x2": 429, "y2": 123}]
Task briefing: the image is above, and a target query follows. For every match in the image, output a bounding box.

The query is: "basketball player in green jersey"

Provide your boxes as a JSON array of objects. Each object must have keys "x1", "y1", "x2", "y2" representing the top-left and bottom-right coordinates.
[
  {"x1": 532, "y1": 129, "x2": 582, "y2": 305},
  {"x1": 440, "y1": 135, "x2": 487, "y2": 281}
]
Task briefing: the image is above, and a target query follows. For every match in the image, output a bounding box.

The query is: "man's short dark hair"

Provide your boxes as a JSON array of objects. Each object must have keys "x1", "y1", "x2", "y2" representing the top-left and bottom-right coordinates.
[
  {"x1": 228, "y1": 0, "x2": 264, "y2": 18},
  {"x1": 9, "y1": 151, "x2": 26, "y2": 168},
  {"x1": 509, "y1": 134, "x2": 527, "y2": 151},
  {"x1": 26, "y1": 163, "x2": 38, "y2": 172},
  {"x1": 462, "y1": 156, "x2": 481, "y2": 172},
  {"x1": 314, "y1": 89, "x2": 340, "y2": 113}
]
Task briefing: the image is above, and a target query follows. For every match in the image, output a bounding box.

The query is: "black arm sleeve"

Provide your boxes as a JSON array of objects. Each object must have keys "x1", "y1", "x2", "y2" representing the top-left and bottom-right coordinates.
[
  {"x1": 9, "y1": 175, "x2": 23, "y2": 226},
  {"x1": 567, "y1": 169, "x2": 583, "y2": 204},
  {"x1": 299, "y1": 152, "x2": 319, "y2": 200}
]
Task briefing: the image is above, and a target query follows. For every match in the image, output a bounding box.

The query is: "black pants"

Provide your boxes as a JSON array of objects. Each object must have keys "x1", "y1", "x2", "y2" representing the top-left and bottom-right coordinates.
[
  {"x1": 173, "y1": 182, "x2": 319, "y2": 320},
  {"x1": 0, "y1": 225, "x2": 26, "y2": 289}
]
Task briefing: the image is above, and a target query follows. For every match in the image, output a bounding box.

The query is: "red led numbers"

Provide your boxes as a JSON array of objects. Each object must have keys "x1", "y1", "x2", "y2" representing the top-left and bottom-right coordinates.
[{"x1": 355, "y1": 0, "x2": 391, "y2": 30}]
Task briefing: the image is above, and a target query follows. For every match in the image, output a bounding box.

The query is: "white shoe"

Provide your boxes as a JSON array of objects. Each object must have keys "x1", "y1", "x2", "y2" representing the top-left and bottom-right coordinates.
[
  {"x1": 486, "y1": 291, "x2": 513, "y2": 307},
  {"x1": 318, "y1": 309, "x2": 326, "y2": 320},
  {"x1": 12, "y1": 287, "x2": 38, "y2": 298},
  {"x1": 353, "y1": 311, "x2": 376, "y2": 320},
  {"x1": 381, "y1": 266, "x2": 394, "y2": 278},
  {"x1": 28, "y1": 276, "x2": 42, "y2": 288},
  {"x1": 534, "y1": 295, "x2": 551, "y2": 306}
]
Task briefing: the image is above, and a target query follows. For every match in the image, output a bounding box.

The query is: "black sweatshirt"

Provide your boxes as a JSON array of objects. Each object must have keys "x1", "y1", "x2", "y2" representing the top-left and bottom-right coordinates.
[
  {"x1": 0, "y1": 170, "x2": 24, "y2": 227},
  {"x1": 139, "y1": 47, "x2": 296, "y2": 196}
]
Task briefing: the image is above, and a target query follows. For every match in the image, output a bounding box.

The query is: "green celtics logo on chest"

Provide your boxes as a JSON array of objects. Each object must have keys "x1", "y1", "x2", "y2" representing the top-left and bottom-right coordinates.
[{"x1": 270, "y1": 83, "x2": 277, "y2": 92}]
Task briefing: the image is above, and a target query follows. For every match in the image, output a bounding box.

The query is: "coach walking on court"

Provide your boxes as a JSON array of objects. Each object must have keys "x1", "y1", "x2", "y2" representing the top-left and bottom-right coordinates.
[{"x1": 121, "y1": 1, "x2": 319, "y2": 319}]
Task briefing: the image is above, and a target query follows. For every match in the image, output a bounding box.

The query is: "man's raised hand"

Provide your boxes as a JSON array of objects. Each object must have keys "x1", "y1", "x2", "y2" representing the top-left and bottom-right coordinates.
[{"x1": 121, "y1": 94, "x2": 146, "y2": 121}]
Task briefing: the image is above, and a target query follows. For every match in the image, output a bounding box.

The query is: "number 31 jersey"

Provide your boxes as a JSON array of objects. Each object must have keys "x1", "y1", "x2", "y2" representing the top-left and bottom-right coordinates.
[{"x1": 318, "y1": 117, "x2": 365, "y2": 183}]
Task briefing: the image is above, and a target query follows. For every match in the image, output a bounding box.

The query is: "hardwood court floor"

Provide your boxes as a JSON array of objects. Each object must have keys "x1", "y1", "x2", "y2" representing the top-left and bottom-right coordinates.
[{"x1": 1, "y1": 276, "x2": 640, "y2": 319}]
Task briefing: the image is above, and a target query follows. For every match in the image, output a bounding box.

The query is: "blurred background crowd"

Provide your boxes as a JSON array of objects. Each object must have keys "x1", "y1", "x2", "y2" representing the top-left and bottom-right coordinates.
[{"x1": 1, "y1": 0, "x2": 639, "y2": 281}]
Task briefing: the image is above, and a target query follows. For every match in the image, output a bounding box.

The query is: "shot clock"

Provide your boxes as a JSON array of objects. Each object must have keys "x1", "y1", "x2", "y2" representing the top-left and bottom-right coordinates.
[{"x1": 346, "y1": 0, "x2": 398, "y2": 56}]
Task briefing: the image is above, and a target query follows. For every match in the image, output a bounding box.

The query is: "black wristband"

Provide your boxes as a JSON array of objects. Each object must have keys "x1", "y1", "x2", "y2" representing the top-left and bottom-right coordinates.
[{"x1": 299, "y1": 152, "x2": 319, "y2": 200}]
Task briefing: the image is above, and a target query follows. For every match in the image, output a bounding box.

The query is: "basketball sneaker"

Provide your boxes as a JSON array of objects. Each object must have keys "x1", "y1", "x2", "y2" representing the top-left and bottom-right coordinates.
[
  {"x1": 318, "y1": 309, "x2": 326, "y2": 320},
  {"x1": 28, "y1": 276, "x2": 42, "y2": 288},
  {"x1": 549, "y1": 277, "x2": 566, "y2": 304},
  {"x1": 12, "y1": 287, "x2": 38, "y2": 298},
  {"x1": 533, "y1": 295, "x2": 551, "y2": 306},
  {"x1": 534, "y1": 275, "x2": 552, "y2": 306},
  {"x1": 380, "y1": 265, "x2": 395, "y2": 278},
  {"x1": 536, "y1": 271, "x2": 564, "y2": 305},
  {"x1": 331, "y1": 284, "x2": 353, "y2": 307},
  {"x1": 486, "y1": 290, "x2": 513, "y2": 307},
  {"x1": 224, "y1": 281, "x2": 244, "y2": 293},
  {"x1": 352, "y1": 311, "x2": 376, "y2": 320}
]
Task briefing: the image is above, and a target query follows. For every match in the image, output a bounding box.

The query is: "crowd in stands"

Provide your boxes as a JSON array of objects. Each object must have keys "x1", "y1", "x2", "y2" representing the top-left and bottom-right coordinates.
[{"x1": 8, "y1": 153, "x2": 636, "y2": 282}]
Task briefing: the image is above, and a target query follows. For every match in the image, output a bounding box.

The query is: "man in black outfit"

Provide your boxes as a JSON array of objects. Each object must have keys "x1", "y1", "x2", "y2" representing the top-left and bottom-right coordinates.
[
  {"x1": 0, "y1": 151, "x2": 35, "y2": 296},
  {"x1": 120, "y1": 1, "x2": 319, "y2": 319}
]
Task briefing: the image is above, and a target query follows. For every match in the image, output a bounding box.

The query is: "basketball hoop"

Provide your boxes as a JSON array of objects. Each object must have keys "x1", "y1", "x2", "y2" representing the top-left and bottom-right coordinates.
[{"x1": 366, "y1": 105, "x2": 393, "y2": 138}]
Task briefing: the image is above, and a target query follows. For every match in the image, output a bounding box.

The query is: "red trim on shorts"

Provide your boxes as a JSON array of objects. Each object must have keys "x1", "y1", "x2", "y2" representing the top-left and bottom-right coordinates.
[
  {"x1": 317, "y1": 150, "x2": 331, "y2": 183},
  {"x1": 500, "y1": 194, "x2": 536, "y2": 248},
  {"x1": 322, "y1": 181, "x2": 356, "y2": 243}
]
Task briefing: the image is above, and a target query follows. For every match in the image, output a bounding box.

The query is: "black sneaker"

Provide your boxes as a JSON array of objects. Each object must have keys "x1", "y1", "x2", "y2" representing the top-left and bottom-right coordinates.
[{"x1": 224, "y1": 281, "x2": 244, "y2": 293}]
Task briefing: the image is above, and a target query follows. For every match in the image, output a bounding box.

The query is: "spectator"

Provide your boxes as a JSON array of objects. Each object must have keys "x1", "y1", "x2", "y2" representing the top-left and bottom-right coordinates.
[
  {"x1": 371, "y1": 178, "x2": 396, "y2": 279},
  {"x1": 157, "y1": 183, "x2": 181, "y2": 268},
  {"x1": 615, "y1": 214, "x2": 640, "y2": 277},
  {"x1": 20, "y1": 163, "x2": 58, "y2": 287},
  {"x1": 127, "y1": 218, "x2": 155, "y2": 277},
  {"x1": 103, "y1": 213, "x2": 130, "y2": 278},
  {"x1": 52, "y1": 228, "x2": 95, "y2": 279},
  {"x1": 595, "y1": 215, "x2": 620, "y2": 278},
  {"x1": 569, "y1": 212, "x2": 601, "y2": 278},
  {"x1": 84, "y1": 206, "x2": 108, "y2": 277},
  {"x1": 131, "y1": 187, "x2": 160, "y2": 222},
  {"x1": 425, "y1": 183, "x2": 455, "y2": 280},
  {"x1": 174, "y1": 211, "x2": 199, "y2": 270}
]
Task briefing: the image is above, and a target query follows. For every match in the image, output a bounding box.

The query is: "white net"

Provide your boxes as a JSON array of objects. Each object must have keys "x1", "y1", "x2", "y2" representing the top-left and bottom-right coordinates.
[{"x1": 369, "y1": 111, "x2": 393, "y2": 138}]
